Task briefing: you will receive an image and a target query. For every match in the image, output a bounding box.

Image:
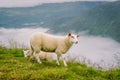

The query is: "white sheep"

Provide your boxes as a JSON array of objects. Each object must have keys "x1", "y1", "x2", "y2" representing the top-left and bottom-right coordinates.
[
  {"x1": 29, "y1": 32, "x2": 80, "y2": 66},
  {"x1": 23, "y1": 50, "x2": 57, "y2": 62}
]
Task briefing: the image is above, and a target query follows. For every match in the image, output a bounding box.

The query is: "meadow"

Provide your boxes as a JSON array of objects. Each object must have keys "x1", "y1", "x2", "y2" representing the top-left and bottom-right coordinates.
[{"x1": 0, "y1": 46, "x2": 120, "y2": 80}]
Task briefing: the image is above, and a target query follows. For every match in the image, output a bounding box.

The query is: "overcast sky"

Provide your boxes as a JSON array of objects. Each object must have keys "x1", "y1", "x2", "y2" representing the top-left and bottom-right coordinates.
[{"x1": 0, "y1": 0, "x2": 117, "y2": 7}]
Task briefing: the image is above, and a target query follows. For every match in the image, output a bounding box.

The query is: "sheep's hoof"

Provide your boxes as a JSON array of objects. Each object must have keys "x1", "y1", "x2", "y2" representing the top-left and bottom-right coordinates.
[
  {"x1": 38, "y1": 62, "x2": 42, "y2": 64},
  {"x1": 64, "y1": 65, "x2": 67, "y2": 67}
]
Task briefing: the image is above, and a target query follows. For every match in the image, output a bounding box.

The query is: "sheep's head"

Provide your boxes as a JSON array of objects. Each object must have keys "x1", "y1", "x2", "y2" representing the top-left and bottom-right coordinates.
[
  {"x1": 68, "y1": 33, "x2": 80, "y2": 44},
  {"x1": 23, "y1": 50, "x2": 31, "y2": 57}
]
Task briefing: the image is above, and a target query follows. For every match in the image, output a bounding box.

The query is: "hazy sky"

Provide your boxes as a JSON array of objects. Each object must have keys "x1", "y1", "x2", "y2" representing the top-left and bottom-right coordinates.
[{"x1": 0, "y1": 0, "x2": 117, "y2": 7}]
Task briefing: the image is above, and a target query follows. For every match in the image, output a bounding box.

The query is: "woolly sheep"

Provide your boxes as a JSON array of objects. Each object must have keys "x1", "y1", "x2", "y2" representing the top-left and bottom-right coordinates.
[
  {"x1": 29, "y1": 32, "x2": 80, "y2": 66},
  {"x1": 23, "y1": 50, "x2": 57, "y2": 62}
]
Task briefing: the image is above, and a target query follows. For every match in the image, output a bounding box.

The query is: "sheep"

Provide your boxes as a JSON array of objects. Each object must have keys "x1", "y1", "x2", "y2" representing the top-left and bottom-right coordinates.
[
  {"x1": 23, "y1": 49, "x2": 58, "y2": 62},
  {"x1": 29, "y1": 32, "x2": 80, "y2": 66}
]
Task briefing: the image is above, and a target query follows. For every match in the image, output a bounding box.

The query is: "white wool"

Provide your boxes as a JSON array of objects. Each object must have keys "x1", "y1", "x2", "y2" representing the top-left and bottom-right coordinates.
[{"x1": 38, "y1": 51, "x2": 57, "y2": 62}]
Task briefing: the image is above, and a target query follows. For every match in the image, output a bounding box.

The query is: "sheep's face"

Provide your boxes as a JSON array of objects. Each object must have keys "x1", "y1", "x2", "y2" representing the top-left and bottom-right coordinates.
[
  {"x1": 68, "y1": 33, "x2": 80, "y2": 44},
  {"x1": 23, "y1": 50, "x2": 31, "y2": 57}
]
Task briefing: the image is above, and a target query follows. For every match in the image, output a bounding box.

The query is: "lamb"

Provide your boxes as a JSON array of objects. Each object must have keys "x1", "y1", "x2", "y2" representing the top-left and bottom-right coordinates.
[
  {"x1": 29, "y1": 32, "x2": 80, "y2": 66},
  {"x1": 23, "y1": 50, "x2": 57, "y2": 62},
  {"x1": 38, "y1": 52, "x2": 57, "y2": 62}
]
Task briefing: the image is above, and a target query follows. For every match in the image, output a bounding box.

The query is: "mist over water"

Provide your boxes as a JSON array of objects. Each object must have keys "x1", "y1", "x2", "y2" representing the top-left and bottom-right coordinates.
[{"x1": 0, "y1": 28, "x2": 120, "y2": 69}]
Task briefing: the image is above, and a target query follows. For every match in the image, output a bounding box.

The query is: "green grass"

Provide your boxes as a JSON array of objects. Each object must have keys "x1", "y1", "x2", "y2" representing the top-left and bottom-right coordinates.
[{"x1": 0, "y1": 46, "x2": 120, "y2": 80}]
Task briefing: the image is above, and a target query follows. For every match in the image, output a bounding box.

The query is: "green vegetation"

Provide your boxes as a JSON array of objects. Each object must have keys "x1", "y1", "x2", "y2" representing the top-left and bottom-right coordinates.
[
  {"x1": 49, "y1": 1, "x2": 120, "y2": 42},
  {"x1": 0, "y1": 1, "x2": 105, "y2": 28},
  {"x1": 0, "y1": 46, "x2": 120, "y2": 80}
]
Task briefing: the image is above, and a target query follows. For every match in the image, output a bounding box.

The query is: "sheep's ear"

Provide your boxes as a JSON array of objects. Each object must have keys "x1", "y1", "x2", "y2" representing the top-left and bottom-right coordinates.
[
  {"x1": 77, "y1": 34, "x2": 80, "y2": 37},
  {"x1": 68, "y1": 33, "x2": 71, "y2": 37}
]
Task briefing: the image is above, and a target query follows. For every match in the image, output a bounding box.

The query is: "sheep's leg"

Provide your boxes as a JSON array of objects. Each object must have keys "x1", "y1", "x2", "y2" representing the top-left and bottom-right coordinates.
[
  {"x1": 62, "y1": 56, "x2": 67, "y2": 67},
  {"x1": 29, "y1": 51, "x2": 35, "y2": 62},
  {"x1": 56, "y1": 55, "x2": 60, "y2": 66},
  {"x1": 29, "y1": 50, "x2": 34, "y2": 59},
  {"x1": 29, "y1": 46, "x2": 34, "y2": 59},
  {"x1": 36, "y1": 55, "x2": 42, "y2": 64},
  {"x1": 30, "y1": 55, "x2": 34, "y2": 59},
  {"x1": 34, "y1": 52, "x2": 42, "y2": 64}
]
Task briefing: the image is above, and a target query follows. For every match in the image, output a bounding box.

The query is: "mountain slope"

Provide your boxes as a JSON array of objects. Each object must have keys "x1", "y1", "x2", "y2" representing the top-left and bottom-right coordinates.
[
  {"x1": 0, "y1": 1, "x2": 106, "y2": 28},
  {"x1": 50, "y1": 1, "x2": 120, "y2": 42}
]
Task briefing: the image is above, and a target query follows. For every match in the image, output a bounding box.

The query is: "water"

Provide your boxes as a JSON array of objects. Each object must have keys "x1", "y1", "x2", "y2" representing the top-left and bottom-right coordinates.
[{"x1": 0, "y1": 27, "x2": 120, "y2": 69}]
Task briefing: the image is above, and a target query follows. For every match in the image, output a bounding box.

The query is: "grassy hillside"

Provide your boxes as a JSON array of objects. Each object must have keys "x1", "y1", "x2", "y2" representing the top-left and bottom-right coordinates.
[{"x1": 0, "y1": 46, "x2": 120, "y2": 80}]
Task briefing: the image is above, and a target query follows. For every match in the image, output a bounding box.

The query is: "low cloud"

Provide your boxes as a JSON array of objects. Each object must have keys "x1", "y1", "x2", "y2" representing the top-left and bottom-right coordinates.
[
  {"x1": 67, "y1": 35, "x2": 120, "y2": 68},
  {"x1": 0, "y1": 27, "x2": 48, "y2": 47}
]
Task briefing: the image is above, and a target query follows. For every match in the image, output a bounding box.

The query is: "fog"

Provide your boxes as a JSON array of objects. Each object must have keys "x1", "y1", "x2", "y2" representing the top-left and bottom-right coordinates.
[
  {"x1": 0, "y1": 28, "x2": 48, "y2": 47},
  {"x1": 67, "y1": 35, "x2": 120, "y2": 69},
  {"x1": 0, "y1": 28, "x2": 120, "y2": 69}
]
